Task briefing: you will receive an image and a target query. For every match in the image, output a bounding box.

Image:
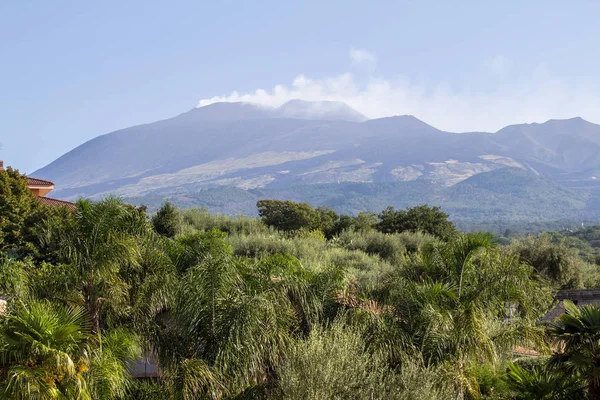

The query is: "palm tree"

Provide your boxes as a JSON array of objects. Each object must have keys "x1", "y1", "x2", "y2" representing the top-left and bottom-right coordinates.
[
  {"x1": 506, "y1": 362, "x2": 586, "y2": 399},
  {"x1": 0, "y1": 300, "x2": 90, "y2": 400},
  {"x1": 122, "y1": 233, "x2": 177, "y2": 350},
  {"x1": 421, "y1": 232, "x2": 493, "y2": 298},
  {"x1": 385, "y1": 233, "x2": 550, "y2": 399},
  {"x1": 57, "y1": 197, "x2": 148, "y2": 334},
  {"x1": 550, "y1": 300, "x2": 600, "y2": 399},
  {"x1": 153, "y1": 232, "x2": 348, "y2": 399},
  {"x1": 0, "y1": 299, "x2": 142, "y2": 400},
  {"x1": 85, "y1": 328, "x2": 141, "y2": 399},
  {"x1": 156, "y1": 253, "x2": 295, "y2": 399}
]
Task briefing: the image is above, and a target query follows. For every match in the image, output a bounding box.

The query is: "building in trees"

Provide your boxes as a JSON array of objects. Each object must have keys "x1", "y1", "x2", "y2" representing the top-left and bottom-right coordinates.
[
  {"x1": 0, "y1": 160, "x2": 74, "y2": 210},
  {"x1": 543, "y1": 288, "x2": 600, "y2": 322}
]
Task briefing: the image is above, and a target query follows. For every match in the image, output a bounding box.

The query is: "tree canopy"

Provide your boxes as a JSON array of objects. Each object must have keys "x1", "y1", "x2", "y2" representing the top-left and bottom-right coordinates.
[
  {"x1": 257, "y1": 199, "x2": 455, "y2": 239},
  {"x1": 0, "y1": 179, "x2": 599, "y2": 399},
  {"x1": 0, "y1": 167, "x2": 68, "y2": 259},
  {"x1": 151, "y1": 201, "x2": 180, "y2": 238},
  {"x1": 377, "y1": 204, "x2": 457, "y2": 239}
]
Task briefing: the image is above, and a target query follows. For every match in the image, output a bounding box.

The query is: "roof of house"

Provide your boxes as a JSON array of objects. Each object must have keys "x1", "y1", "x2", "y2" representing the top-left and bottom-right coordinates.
[
  {"x1": 555, "y1": 289, "x2": 600, "y2": 301},
  {"x1": 27, "y1": 177, "x2": 55, "y2": 187},
  {"x1": 38, "y1": 196, "x2": 76, "y2": 211},
  {"x1": 24, "y1": 174, "x2": 74, "y2": 210},
  {"x1": 542, "y1": 289, "x2": 600, "y2": 322}
]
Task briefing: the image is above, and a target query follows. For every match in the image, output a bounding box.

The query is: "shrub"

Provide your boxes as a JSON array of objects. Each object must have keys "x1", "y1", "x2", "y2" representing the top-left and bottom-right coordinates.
[
  {"x1": 510, "y1": 234, "x2": 599, "y2": 289},
  {"x1": 377, "y1": 204, "x2": 457, "y2": 239},
  {"x1": 127, "y1": 380, "x2": 171, "y2": 400},
  {"x1": 257, "y1": 200, "x2": 320, "y2": 232},
  {"x1": 152, "y1": 202, "x2": 181, "y2": 238},
  {"x1": 181, "y1": 208, "x2": 268, "y2": 236},
  {"x1": 324, "y1": 247, "x2": 394, "y2": 290},
  {"x1": 295, "y1": 228, "x2": 326, "y2": 242},
  {"x1": 276, "y1": 322, "x2": 393, "y2": 399},
  {"x1": 227, "y1": 232, "x2": 328, "y2": 262},
  {"x1": 172, "y1": 229, "x2": 233, "y2": 273},
  {"x1": 276, "y1": 321, "x2": 453, "y2": 400},
  {"x1": 470, "y1": 362, "x2": 511, "y2": 399},
  {"x1": 337, "y1": 230, "x2": 412, "y2": 265}
]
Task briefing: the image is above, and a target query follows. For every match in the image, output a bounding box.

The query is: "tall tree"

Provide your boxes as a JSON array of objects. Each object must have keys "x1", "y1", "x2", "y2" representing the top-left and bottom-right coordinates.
[
  {"x1": 377, "y1": 204, "x2": 456, "y2": 239},
  {"x1": 154, "y1": 231, "x2": 347, "y2": 398},
  {"x1": 0, "y1": 167, "x2": 36, "y2": 254},
  {"x1": 384, "y1": 233, "x2": 550, "y2": 398},
  {"x1": 156, "y1": 253, "x2": 295, "y2": 398},
  {"x1": 152, "y1": 202, "x2": 181, "y2": 238},
  {"x1": 257, "y1": 200, "x2": 320, "y2": 232},
  {"x1": 0, "y1": 167, "x2": 64, "y2": 259},
  {"x1": 57, "y1": 197, "x2": 148, "y2": 334},
  {"x1": 550, "y1": 301, "x2": 600, "y2": 400}
]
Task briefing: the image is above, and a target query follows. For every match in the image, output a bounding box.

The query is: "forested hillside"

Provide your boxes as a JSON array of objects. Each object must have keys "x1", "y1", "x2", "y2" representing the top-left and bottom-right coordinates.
[
  {"x1": 128, "y1": 167, "x2": 593, "y2": 223},
  {"x1": 2, "y1": 167, "x2": 600, "y2": 399}
]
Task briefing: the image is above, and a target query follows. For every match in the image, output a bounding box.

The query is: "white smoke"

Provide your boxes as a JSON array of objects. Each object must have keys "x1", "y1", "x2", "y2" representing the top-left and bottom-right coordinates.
[{"x1": 197, "y1": 52, "x2": 600, "y2": 132}]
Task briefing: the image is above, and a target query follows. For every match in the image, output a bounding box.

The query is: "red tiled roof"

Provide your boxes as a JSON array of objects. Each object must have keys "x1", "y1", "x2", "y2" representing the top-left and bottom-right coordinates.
[
  {"x1": 27, "y1": 177, "x2": 54, "y2": 187},
  {"x1": 513, "y1": 346, "x2": 540, "y2": 357},
  {"x1": 38, "y1": 196, "x2": 76, "y2": 210}
]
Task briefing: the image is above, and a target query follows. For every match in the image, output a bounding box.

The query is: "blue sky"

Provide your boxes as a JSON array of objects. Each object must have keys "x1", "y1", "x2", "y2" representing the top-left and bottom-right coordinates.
[{"x1": 2, "y1": 0, "x2": 600, "y2": 173}]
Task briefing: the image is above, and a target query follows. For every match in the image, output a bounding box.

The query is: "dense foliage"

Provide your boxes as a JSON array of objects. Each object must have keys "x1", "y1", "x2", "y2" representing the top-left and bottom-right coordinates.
[
  {"x1": 128, "y1": 167, "x2": 594, "y2": 223},
  {"x1": 151, "y1": 201, "x2": 180, "y2": 238},
  {"x1": 257, "y1": 199, "x2": 453, "y2": 239},
  {"x1": 376, "y1": 204, "x2": 456, "y2": 238},
  {"x1": 2, "y1": 167, "x2": 600, "y2": 399},
  {"x1": 0, "y1": 167, "x2": 68, "y2": 260}
]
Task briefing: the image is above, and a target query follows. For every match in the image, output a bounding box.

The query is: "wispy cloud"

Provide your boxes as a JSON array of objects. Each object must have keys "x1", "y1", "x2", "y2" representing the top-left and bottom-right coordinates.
[
  {"x1": 197, "y1": 52, "x2": 600, "y2": 132},
  {"x1": 484, "y1": 54, "x2": 512, "y2": 76},
  {"x1": 349, "y1": 48, "x2": 377, "y2": 66}
]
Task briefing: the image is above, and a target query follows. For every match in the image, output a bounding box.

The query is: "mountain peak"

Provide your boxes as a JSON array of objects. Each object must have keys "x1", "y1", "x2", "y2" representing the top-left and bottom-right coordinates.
[
  {"x1": 503, "y1": 116, "x2": 599, "y2": 133},
  {"x1": 539, "y1": 116, "x2": 599, "y2": 130},
  {"x1": 182, "y1": 102, "x2": 275, "y2": 121},
  {"x1": 545, "y1": 116, "x2": 585, "y2": 123},
  {"x1": 276, "y1": 99, "x2": 367, "y2": 122},
  {"x1": 364, "y1": 114, "x2": 441, "y2": 134},
  {"x1": 499, "y1": 116, "x2": 593, "y2": 131}
]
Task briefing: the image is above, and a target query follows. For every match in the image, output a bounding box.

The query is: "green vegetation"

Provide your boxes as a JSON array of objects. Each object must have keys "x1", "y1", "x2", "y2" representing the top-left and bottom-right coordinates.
[
  {"x1": 549, "y1": 301, "x2": 600, "y2": 398},
  {"x1": 257, "y1": 199, "x2": 453, "y2": 240},
  {"x1": 376, "y1": 204, "x2": 456, "y2": 238},
  {"x1": 556, "y1": 225, "x2": 600, "y2": 266},
  {"x1": 2, "y1": 167, "x2": 600, "y2": 398},
  {"x1": 129, "y1": 167, "x2": 597, "y2": 224},
  {"x1": 510, "y1": 234, "x2": 600, "y2": 289},
  {"x1": 151, "y1": 201, "x2": 181, "y2": 238},
  {"x1": 0, "y1": 166, "x2": 68, "y2": 260}
]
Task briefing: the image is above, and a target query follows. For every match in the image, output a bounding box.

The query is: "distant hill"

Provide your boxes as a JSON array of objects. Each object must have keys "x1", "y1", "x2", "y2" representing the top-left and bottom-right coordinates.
[
  {"x1": 33, "y1": 101, "x2": 600, "y2": 222},
  {"x1": 126, "y1": 168, "x2": 590, "y2": 222}
]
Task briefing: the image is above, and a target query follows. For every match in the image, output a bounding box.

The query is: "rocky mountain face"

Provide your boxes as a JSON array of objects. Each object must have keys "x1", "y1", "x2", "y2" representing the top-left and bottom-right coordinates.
[{"x1": 34, "y1": 100, "x2": 600, "y2": 220}]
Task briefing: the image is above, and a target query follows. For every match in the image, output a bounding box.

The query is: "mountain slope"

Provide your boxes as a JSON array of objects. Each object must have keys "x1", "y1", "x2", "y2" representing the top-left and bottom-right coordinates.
[
  {"x1": 492, "y1": 117, "x2": 600, "y2": 171},
  {"x1": 127, "y1": 168, "x2": 589, "y2": 222},
  {"x1": 33, "y1": 101, "x2": 600, "y2": 221}
]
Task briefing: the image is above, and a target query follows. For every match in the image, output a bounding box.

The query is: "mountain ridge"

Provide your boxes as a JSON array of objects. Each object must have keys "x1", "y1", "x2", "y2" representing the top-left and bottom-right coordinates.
[{"x1": 32, "y1": 100, "x2": 600, "y2": 221}]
